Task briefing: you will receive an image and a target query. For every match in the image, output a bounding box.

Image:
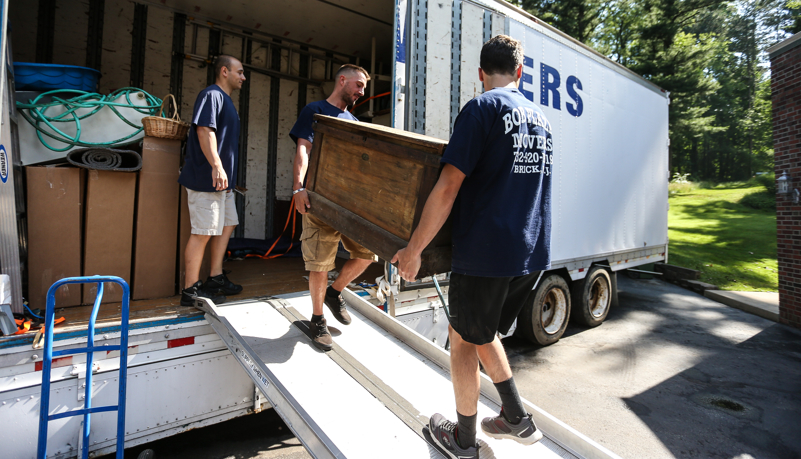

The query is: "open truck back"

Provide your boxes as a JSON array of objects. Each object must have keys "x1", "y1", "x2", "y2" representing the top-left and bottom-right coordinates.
[{"x1": 0, "y1": 0, "x2": 666, "y2": 457}]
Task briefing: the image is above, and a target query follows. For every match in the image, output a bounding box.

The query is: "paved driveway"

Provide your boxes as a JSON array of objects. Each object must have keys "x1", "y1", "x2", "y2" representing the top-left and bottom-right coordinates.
[{"x1": 505, "y1": 276, "x2": 801, "y2": 459}]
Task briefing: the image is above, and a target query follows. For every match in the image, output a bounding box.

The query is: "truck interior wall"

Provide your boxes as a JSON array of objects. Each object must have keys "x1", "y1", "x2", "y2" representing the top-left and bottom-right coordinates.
[
  {"x1": 244, "y1": 71, "x2": 271, "y2": 239},
  {"x1": 53, "y1": 0, "x2": 89, "y2": 67},
  {"x1": 8, "y1": 2, "x2": 34, "y2": 63},
  {"x1": 143, "y1": 5, "x2": 175, "y2": 103},
  {"x1": 100, "y1": 0, "x2": 134, "y2": 93},
  {"x1": 9, "y1": 0, "x2": 392, "y2": 249},
  {"x1": 180, "y1": 19, "x2": 208, "y2": 118},
  {"x1": 274, "y1": 74, "x2": 298, "y2": 203}
]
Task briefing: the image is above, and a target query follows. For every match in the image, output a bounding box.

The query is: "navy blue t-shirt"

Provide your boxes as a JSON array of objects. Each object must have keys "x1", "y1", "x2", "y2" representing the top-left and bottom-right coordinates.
[
  {"x1": 178, "y1": 85, "x2": 240, "y2": 192},
  {"x1": 442, "y1": 87, "x2": 553, "y2": 277},
  {"x1": 289, "y1": 99, "x2": 358, "y2": 146}
]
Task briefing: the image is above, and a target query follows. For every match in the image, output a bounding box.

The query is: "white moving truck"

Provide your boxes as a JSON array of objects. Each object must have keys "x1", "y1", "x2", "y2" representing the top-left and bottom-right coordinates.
[{"x1": 0, "y1": 0, "x2": 667, "y2": 457}]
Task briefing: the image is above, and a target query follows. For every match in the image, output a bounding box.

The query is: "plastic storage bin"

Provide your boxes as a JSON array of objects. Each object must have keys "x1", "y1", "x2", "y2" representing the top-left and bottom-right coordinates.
[{"x1": 13, "y1": 63, "x2": 101, "y2": 92}]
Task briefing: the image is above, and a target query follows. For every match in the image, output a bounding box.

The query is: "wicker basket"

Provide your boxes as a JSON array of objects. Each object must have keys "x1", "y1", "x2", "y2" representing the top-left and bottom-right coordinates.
[{"x1": 142, "y1": 94, "x2": 190, "y2": 140}]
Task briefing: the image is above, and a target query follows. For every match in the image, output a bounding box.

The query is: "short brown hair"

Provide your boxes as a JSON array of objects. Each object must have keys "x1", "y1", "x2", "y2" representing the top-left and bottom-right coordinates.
[
  {"x1": 480, "y1": 35, "x2": 523, "y2": 76},
  {"x1": 335, "y1": 63, "x2": 370, "y2": 81},
  {"x1": 214, "y1": 55, "x2": 240, "y2": 78}
]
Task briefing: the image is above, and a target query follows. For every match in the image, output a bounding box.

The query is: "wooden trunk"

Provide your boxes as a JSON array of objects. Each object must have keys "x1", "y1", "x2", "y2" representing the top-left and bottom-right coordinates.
[{"x1": 306, "y1": 115, "x2": 451, "y2": 277}]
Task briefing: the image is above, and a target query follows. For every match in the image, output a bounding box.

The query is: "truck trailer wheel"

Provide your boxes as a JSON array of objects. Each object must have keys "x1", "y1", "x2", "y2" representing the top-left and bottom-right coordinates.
[
  {"x1": 571, "y1": 266, "x2": 612, "y2": 328},
  {"x1": 516, "y1": 274, "x2": 571, "y2": 345}
]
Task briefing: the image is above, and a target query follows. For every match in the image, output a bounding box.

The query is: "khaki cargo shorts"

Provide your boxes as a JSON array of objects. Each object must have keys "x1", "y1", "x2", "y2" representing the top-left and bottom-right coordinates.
[
  {"x1": 187, "y1": 189, "x2": 239, "y2": 236},
  {"x1": 301, "y1": 214, "x2": 377, "y2": 272}
]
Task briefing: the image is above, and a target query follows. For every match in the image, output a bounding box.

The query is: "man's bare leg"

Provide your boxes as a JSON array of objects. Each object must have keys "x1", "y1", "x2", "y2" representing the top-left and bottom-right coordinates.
[
  {"x1": 449, "y1": 325, "x2": 480, "y2": 417},
  {"x1": 309, "y1": 271, "x2": 328, "y2": 316},
  {"x1": 477, "y1": 334, "x2": 530, "y2": 430},
  {"x1": 185, "y1": 234, "x2": 211, "y2": 288},
  {"x1": 209, "y1": 225, "x2": 236, "y2": 277},
  {"x1": 309, "y1": 258, "x2": 372, "y2": 317},
  {"x1": 331, "y1": 258, "x2": 373, "y2": 291},
  {"x1": 476, "y1": 335, "x2": 513, "y2": 383}
]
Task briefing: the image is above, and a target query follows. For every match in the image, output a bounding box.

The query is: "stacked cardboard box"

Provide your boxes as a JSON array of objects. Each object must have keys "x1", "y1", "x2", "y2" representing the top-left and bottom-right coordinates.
[
  {"x1": 26, "y1": 166, "x2": 84, "y2": 309},
  {"x1": 25, "y1": 137, "x2": 185, "y2": 307},
  {"x1": 82, "y1": 170, "x2": 137, "y2": 304},
  {"x1": 132, "y1": 137, "x2": 181, "y2": 300}
]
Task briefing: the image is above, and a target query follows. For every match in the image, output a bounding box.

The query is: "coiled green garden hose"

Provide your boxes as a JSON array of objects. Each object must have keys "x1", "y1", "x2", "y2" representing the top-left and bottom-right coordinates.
[{"x1": 16, "y1": 88, "x2": 163, "y2": 152}]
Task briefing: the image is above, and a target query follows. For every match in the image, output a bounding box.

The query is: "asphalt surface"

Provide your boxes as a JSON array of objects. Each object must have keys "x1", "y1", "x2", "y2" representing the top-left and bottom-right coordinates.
[
  {"x1": 109, "y1": 276, "x2": 801, "y2": 459},
  {"x1": 505, "y1": 276, "x2": 801, "y2": 459}
]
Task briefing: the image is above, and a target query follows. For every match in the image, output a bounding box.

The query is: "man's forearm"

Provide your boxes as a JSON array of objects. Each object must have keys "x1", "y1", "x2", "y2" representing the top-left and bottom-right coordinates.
[{"x1": 293, "y1": 141, "x2": 311, "y2": 190}]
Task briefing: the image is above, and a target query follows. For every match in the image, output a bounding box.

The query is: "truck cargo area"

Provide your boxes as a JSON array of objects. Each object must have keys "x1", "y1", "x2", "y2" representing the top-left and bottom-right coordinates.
[{"x1": 1, "y1": 257, "x2": 382, "y2": 349}]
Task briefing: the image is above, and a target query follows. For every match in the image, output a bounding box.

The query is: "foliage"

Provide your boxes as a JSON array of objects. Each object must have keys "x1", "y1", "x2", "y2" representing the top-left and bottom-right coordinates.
[
  {"x1": 513, "y1": 0, "x2": 795, "y2": 181},
  {"x1": 668, "y1": 184, "x2": 777, "y2": 291},
  {"x1": 752, "y1": 172, "x2": 777, "y2": 193},
  {"x1": 671, "y1": 172, "x2": 691, "y2": 183},
  {"x1": 740, "y1": 191, "x2": 776, "y2": 209},
  {"x1": 518, "y1": 0, "x2": 607, "y2": 43},
  {"x1": 784, "y1": 0, "x2": 801, "y2": 33},
  {"x1": 669, "y1": 180, "x2": 700, "y2": 195}
]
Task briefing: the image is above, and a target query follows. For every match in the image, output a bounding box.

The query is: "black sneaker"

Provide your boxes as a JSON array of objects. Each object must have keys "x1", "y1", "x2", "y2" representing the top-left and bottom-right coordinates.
[
  {"x1": 181, "y1": 281, "x2": 226, "y2": 306},
  {"x1": 203, "y1": 272, "x2": 243, "y2": 296},
  {"x1": 428, "y1": 413, "x2": 492, "y2": 459},
  {"x1": 481, "y1": 410, "x2": 543, "y2": 445},
  {"x1": 309, "y1": 318, "x2": 333, "y2": 351},
  {"x1": 323, "y1": 290, "x2": 352, "y2": 325}
]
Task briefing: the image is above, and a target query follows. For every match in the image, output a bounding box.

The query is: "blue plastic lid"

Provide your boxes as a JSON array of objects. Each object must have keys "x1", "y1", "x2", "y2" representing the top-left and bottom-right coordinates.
[{"x1": 13, "y1": 62, "x2": 102, "y2": 75}]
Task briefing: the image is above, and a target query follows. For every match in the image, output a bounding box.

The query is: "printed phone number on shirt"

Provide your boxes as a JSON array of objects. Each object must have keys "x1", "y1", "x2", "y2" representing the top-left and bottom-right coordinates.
[{"x1": 513, "y1": 151, "x2": 553, "y2": 175}]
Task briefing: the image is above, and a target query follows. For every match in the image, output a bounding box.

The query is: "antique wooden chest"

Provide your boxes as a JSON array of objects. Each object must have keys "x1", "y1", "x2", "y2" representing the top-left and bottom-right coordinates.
[{"x1": 306, "y1": 114, "x2": 451, "y2": 277}]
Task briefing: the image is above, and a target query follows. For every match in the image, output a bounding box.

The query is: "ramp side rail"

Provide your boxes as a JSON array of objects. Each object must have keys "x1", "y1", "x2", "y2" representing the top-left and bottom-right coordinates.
[{"x1": 37, "y1": 276, "x2": 131, "y2": 459}]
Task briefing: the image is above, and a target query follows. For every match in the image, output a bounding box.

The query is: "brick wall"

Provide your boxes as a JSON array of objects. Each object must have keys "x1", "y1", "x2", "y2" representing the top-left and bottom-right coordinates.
[{"x1": 772, "y1": 36, "x2": 801, "y2": 330}]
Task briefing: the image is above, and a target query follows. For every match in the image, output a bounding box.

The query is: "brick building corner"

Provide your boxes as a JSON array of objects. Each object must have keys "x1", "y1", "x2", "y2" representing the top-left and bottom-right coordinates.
[{"x1": 770, "y1": 33, "x2": 801, "y2": 330}]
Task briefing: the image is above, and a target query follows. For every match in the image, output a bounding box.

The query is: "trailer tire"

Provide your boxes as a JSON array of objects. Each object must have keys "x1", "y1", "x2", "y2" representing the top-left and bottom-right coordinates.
[
  {"x1": 515, "y1": 274, "x2": 571, "y2": 346},
  {"x1": 136, "y1": 450, "x2": 155, "y2": 459},
  {"x1": 571, "y1": 266, "x2": 612, "y2": 328}
]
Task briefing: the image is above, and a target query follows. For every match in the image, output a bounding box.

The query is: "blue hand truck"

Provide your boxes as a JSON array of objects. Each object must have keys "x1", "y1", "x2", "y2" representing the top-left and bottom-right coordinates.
[{"x1": 37, "y1": 276, "x2": 131, "y2": 459}]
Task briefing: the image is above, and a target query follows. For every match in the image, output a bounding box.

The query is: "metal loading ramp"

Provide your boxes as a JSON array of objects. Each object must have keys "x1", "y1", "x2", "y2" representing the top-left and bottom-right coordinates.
[{"x1": 199, "y1": 289, "x2": 620, "y2": 459}]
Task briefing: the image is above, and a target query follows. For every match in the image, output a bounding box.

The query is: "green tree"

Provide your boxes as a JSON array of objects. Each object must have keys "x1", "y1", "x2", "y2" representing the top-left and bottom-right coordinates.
[
  {"x1": 515, "y1": 0, "x2": 787, "y2": 181},
  {"x1": 517, "y1": 0, "x2": 607, "y2": 43},
  {"x1": 785, "y1": 0, "x2": 801, "y2": 33},
  {"x1": 594, "y1": 0, "x2": 642, "y2": 65}
]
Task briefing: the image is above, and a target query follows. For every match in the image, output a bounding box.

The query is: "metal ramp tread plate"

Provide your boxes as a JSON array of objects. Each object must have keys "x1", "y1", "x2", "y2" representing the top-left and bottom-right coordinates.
[{"x1": 202, "y1": 292, "x2": 579, "y2": 459}]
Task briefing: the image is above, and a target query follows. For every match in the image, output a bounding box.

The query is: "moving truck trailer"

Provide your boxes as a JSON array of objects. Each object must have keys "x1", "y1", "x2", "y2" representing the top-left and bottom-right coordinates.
[{"x1": 0, "y1": 0, "x2": 666, "y2": 457}]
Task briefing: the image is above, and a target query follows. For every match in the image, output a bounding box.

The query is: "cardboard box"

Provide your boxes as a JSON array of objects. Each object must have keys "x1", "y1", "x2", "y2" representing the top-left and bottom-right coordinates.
[
  {"x1": 178, "y1": 186, "x2": 211, "y2": 292},
  {"x1": 132, "y1": 138, "x2": 181, "y2": 300},
  {"x1": 83, "y1": 170, "x2": 136, "y2": 304},
  {"x1": 26, "y1": 166, "x2": 84, "y2": 308}
]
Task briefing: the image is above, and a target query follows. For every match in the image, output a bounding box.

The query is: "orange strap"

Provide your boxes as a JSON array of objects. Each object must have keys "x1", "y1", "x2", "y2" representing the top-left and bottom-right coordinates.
[
  {"x1": 13, "y1": 316, "x2": 65, "y2": 335},
  {"x1": 246, "y1": 194, "x2": 298, "y2": 260},
  {"x1": 350, "y1": 91, "x2": 391, "y2": 112},
  {"x1": 14, "y1": 320, "x2": 30, "y2": 335}
]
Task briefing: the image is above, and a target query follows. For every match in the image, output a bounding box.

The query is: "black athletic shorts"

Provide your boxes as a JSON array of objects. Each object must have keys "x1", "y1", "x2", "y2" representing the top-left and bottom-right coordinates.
[{"x1": 447, "y1": 271, "x2": 541, "y2": 345}]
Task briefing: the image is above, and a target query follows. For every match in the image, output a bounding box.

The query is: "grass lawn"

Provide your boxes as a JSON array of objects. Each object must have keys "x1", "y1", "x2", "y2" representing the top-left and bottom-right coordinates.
[{"x1": 668, "y1": 183, "x2": 777, "y2": 292}]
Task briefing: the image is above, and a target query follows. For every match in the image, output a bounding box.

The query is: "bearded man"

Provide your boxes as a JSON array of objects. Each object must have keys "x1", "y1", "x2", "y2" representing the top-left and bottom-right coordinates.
[{"x1": 289, "y1": 64, "x2": 377, "y2": 351}]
